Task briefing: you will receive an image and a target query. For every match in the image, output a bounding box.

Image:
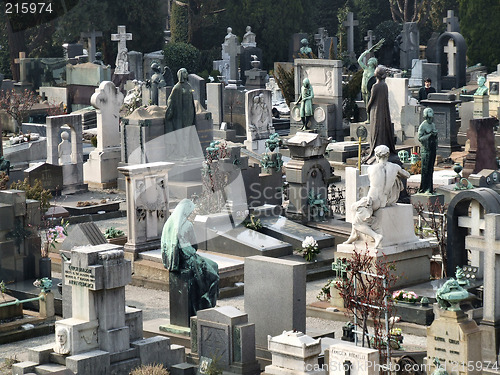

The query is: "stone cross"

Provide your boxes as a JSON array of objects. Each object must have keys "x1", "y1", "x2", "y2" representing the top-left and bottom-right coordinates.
[
  {"x1": 81, "y1": 29, "x2": 103, "y2": 62},
  {"x1": 465, "y1": 213, "x2": 500, "y2": 364},
  {"x1": 443, "y1": 9, "x2": 460, "y2": 33},
  {"x1": 364, "y1": 30, "x2": 376, "y2": 50},
  {"x1": 111, "y1": 25, "x2": 132, "y2": 54},
  {"x1": 314, "y1": 27, "x2": 328, "y2": 59},
  {"x1": 90, "y1": 81, "x2": 124, "y2": 151},
  {"x1": 14, "y1": 52, "x2": 29, "y2": 83},
  {"x1": 223, "y1": 36, "x2": 242, "y2": 81},
  {"x1": 343, "y1": 12, "x2": 358, "y2": 59},
  {"x1": 444, "y1": 39, "x2": 457, "y2": 76}
]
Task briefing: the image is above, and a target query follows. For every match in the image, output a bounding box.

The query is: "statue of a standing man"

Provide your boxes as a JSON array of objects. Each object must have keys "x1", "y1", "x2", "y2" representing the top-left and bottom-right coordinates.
[
  {"x1": 418, "y1": 107, "x2": 438, "y2": 194},
  {"x1": 358, "y1": 39, "x2": 385, "y2": 123}
]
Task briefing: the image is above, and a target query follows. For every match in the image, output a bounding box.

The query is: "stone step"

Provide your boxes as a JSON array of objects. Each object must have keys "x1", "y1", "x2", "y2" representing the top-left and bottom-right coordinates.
[{"x1": 35, "y1": 363, "x2": 69, "y2": 374}]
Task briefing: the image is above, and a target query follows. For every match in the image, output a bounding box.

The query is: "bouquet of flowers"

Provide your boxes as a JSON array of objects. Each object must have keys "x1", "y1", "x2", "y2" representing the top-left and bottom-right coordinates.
[
  {"x1": 392, "y1": 289, "x2": 419, "y2": 303},
  {"x1": 298, "y1": 236, "x2": 320, "y2": 262},
  {"x1": 42, "y1": 219, "x2": 69, "y2": 257}
]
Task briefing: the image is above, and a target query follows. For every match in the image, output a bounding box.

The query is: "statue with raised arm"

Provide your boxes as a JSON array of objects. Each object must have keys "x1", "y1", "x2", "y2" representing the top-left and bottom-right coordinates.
[
  {"x1": 161, "y1": 199, "x2": 219, "y2": 317},
  {"x1": 344, "y1": 145, "x2": 410, "y2": 248},
  {"x1": 418, "y1": 107, "x2": 438, "y2": 194},
  {"x1": 358, "y1": 38, "x2": 384, "y2": 123}
]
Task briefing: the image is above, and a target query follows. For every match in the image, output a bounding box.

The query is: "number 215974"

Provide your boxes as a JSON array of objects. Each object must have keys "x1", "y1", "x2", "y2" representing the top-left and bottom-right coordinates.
[{"x1": 5, "y1": 2, "x2": 53, "y2": 14}]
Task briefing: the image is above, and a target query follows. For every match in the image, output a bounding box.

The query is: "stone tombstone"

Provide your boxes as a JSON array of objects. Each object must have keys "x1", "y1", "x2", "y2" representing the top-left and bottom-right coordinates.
[
  {"x1": 462, "y1": 117, "x2": 497, "y2": 179},
  {"x1": 244, "y1": 89, "x2": 274, "y2": 154},
  {"x1": 486, "y1": 64, "x2": 500, "y2": 118},
  {"x1": 422, "y1": 62, "x2": 442, "y2": 92},
  {"x1": 328, "y1": 343, "x2": 379, "y2": 375},
  {"x1": 195, "y1": 100, "x2": 214, "y2": 154},
  {"x1": 188, "y1": 74, "x2": 206, "y2": 108},
  {"x1": 314, "y1": 27, "x2": 330, "y2": 59},
  {"x1": 80, "y1": 30, "x2": 102, "y2": 63},
  {"x1": 66, "y1": 43, "x2": 84, "y2": 59},
  {"x1": 265, "y1": 331, "x2": 324, "y2": 375},
  {"x1": 14, "y1": 51, "x2": 30, "y2": 84},
  {"x1": 207, "y1": 83, "x2": 223, "y2": 125},
  {"x1": 285, "y1": 132, "x2": 331, "y2": 222},
  {"x1": 426, "y1": 308, "x2": 481, "y2": 374},
  {"x1": 143, "y1": 51, "x2": 164, "y2": 81},
  {"x1": 444, "y1": 9, "x2": 460, "y2": 33},
  {"x1": 46, "y1": 113, "x2": 86, "y2": 194},
  {"x1": 0, "y1": 190, "x2": 41, "y2": 283},
  {"x1": 11, "y1": 243, "x2": 179, "y2": 375},
  {"x1": 240, "y1": 46, "x2": 263, "y2": 86},
  {"x1": 83, "y1": 81, "x2": 123, "y2": 188},
  {"x1": 386, "y1": 77, "x2": 409, "y2": 142},
  {"x1": 266, "y1": 77, "x2": 285, "y2": 106},
  {"x1": 244, "y1": 256, "x2": 306, "y2": 349},
  {"x1": 24, "y1": 162, "x2": 63, "y2": 193},
  {"x1": 128, "y1": 51, "x2": 144, "y2": 81},
  {"x1": 436, "y1": 32, "x2": 467, "y2": 90},
  {"x1": 215, "y1": 28, "x2": 242, "y2": 83},
  {"x1": 118, "y1": 162, "x2": 174, "y2": 258},
  {"x1": 400, "y1": 22, "x2": 419, "y2": 70},
  {"x1": 409, "y1": 59, "x2": 427, "y2": 87},
  {"x1": 343, "y1": 12, "x2": 358, "y2": 59},
  {"x1": 420, "y1": 93, "x2": 461, "y2": 157},
  {"x1": 223, "y1": 82, "x2": 247, "y2": 136},
  {"x1": 292, "y1": 59, "x2": 343, "y2": 140},
  {"x1": 111, "y1": 25, "x2": 132, "y2": 74},
  {"x1": 289, "y1": 33, "x2": 308, "y2": 61},
  {"x1": 191, "y1": 306, "x2": 260, "y2": 375}
]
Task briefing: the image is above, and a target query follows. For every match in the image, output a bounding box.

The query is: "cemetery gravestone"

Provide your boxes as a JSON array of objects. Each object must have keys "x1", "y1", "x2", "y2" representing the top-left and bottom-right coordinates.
[
  {"x1": 289, "y1": 33, "x2": 308, "y2": 61},
  {"x1": 292, "y1": 59, "x2": 343, "y2": 140},
  {"x1": 400, "y1": 23, "x2": 419, "y2": 70},
  {"x1": 386, "y1": 77, "x2": 409, "y2": 142},
  {"x1": 207, "y1": 83, "x2": 223, "y2": 126},
  {"x1": 244, "y1": 256, "x2": 306, "y2": 350},
  {"x1": 436, "y1": 32, "x2": 466, "y2": 90},
  {"x1": 128, "y1": 51, "x2": 143, "y2": 81},
  {"x1": 111, "y1": 25, "x2": 132, "y2": 74},
  {"x1": 462, "y1": 117, "x2": 497, "y2": 178},
  {"x1": 191, "y1": 306, "x2": 260, "y2": 375},
  {"x1": 188, "y1": 74, "x2": 206, "y2": 108},
  {"x1": 343, "y1": 12, "x2": 358, "y2": 60},
  {"x1": 118, "y1": 162, "x2": 174, "y2": 259},
  {"x1": 83, "y1": 81, "x2": 123, "y2": 188},
  {"x1": 244, "y1": 89, "x2": 274, "y2": 154},
  {"x1": 80, "y1": 30, "x2": 102, "y2": 63},
  {"x1": 329, "y1": 343, "x2": 379, "y2": 375},
  {"x1": 422, "y1": 63, "x2": 442, "y2": 92},
  {"x1": 420, "y1": 93, "x2": 461, "y2": 157},
  {"x1": 24, "y1": 162, "x2": 63, "y2": 193}
]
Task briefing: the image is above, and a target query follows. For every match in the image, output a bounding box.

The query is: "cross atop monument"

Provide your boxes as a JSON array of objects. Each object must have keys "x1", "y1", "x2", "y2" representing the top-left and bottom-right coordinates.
[
  {"x1": 364, "y1": 30, "x2": 376, "y2": 50},
  {"x1": 343, "y1": 12, "x2": 359, "y2": 59},
  {"x1": 443, "y1": 10, "x2": 460, "y2": 33},
  {"x1": 223, "y1": 36, "x2": 242, "y2": 81},
  {"x1": 314, "y1": 27, "x2": 328, "y2": 59},
  {"x1": 14, "y1": 52, "x2": 30, "y2": 83},
  {"x1": 111, "y1": 25, "x2": 132, "y2": 52},
  {"x1": 81, "y1": 29, "x2": 103, "y2": 62},
  {"x1": 465, "y1": 213, "x2": 500, "y2": 365}
]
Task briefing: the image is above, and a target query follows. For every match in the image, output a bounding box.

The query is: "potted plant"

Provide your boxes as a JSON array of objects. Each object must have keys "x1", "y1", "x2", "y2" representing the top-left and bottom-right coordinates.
[
  {"x1": 389, "y1": 327, "x2": 403, "y2": 344},
  {"x1": 392, "y1": 289, "x2": 419, "y2": 304},
  {"x1": 104, "y1": 227, "x2": 127, "y2": 245}
]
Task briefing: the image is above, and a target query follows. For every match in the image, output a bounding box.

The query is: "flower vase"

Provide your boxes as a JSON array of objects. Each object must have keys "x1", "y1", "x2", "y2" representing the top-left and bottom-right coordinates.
[{"x1": 39, "y1": 257, "x2": 52, "y2": 279}]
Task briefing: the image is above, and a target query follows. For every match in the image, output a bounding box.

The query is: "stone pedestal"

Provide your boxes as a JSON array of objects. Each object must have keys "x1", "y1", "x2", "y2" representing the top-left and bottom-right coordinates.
[
  {"x1": 265, "y1": 331, "x2": 325, "y2": 375},
  {"x1": 329, "y1": 343, "x2": 379, "y2": 375},
  {"x1": 473, "y1": 95, "x2": 489, "y2": 119},
  {"x1": 463, "y1": 117, "x2": 497, "y2": 179},
  {"x1": 337, "y1": 204, "x2": 432, "y2": 288},
  {"x1": 410, "y1": 192, "x2": 445, "y2": 208},
  {"x1": 426, "y1": 308, "x2": 482, "y2": 375},
  {"x1": 84, "y1": 147, "x2": 121, "y2": 189}
]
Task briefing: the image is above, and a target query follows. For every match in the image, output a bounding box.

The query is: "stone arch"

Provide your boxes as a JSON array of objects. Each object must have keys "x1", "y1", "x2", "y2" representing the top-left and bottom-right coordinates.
[
  {"x1": 446, "y1": 188, "x2": 500, "y2": 275},
  {"x1": 435, "y1": 32, "x2": 467, "y2": 89},
  {"x1": 46, "y1": 113, "x2": 83, "y2": 165}
]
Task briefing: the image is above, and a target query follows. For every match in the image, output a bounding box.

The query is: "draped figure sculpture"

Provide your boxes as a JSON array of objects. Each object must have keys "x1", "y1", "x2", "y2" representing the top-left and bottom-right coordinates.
[{"x1": 161, "y1": 199, "x2": 219, "y2": 318}]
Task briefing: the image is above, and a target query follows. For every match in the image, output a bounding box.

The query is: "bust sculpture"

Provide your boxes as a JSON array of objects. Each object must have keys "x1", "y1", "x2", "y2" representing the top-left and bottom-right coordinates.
[
  {"x1": 161, "y1": 199, "x2": 219, "y2": 317},
  {"x1": 242, "y1": 25, "x2": 256, "y2": 46},
  {"x1": 54, "y1": 326, "x2": 70, "y2": 355},
  {"x1": 474, "y1": 76, "x2": 488, "y2": 96},
  {"x1": 418, "y1": 107, "x2": 438, "y2": 194},
  {"x1": 299, "y1": 38, "x2": 312, "y2": 56},
  {"x1": 343, "y1": 145, "x2": 410, "y2": 248},
  {"x1": 58, "y1": 131, "x2": 72, "y2": 165}
]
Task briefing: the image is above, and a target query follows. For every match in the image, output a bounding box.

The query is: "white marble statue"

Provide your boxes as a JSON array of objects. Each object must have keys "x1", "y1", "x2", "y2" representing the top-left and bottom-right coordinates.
[
  {"x1": 58, "y1": 131, "x2": 72, "y2": 165},
  {"x1": 344, "y1": 145, "x2": 410, "y2": 248},
  {"x1": 115, "y1": 48, "x2": 129, "y2": 74}
]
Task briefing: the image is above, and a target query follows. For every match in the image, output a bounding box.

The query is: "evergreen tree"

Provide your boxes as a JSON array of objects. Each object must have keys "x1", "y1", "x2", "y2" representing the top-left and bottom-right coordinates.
[{"x1": 459, "y1": 0, "x2": 500, "y2": 71}]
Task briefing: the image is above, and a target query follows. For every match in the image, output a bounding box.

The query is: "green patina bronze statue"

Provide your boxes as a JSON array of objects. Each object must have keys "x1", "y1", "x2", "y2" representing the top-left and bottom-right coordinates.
[
  {"x1": 165, "y1": 68, "x2": 196, "y2": 133},
  {"x1": 299, "y1": 38, "x2": 312, "y2": 56},
  {"x1": 357, "y1": 38, "x2": 384, "y2": 123},
  {"x1": 161, "y1": 199, "x2": 219, "y2": 316},
  {"x1": 435, "y1": 278, "x2": 469, "y2": 311},
  {"x1": 418, "y1": 107, "x2": 438, "y2": 194},
  {"x1": 297, "y1": 78, "x2": 314, "y2": 130},
  {"x1": 474, "y1": 76, "x2": 488, "y2": 96}
]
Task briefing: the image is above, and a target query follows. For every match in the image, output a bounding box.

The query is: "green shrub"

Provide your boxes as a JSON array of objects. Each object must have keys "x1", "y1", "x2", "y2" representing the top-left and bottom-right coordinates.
[
  {"x1": 163, "y1": 42, "x2": 201, "y2": 81},
  {"x1": 10, "y1": 178, "x2": 52, "y2": 212},
  {"x1": 104, "y1": 227, "x2": 125, "y2": 239},
  {"x1": 170, "y1": 0, "x2": 189, "y2": 43},
  {"x1": 91, "y1": 135, "x2": 97, "y2": 148}
]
